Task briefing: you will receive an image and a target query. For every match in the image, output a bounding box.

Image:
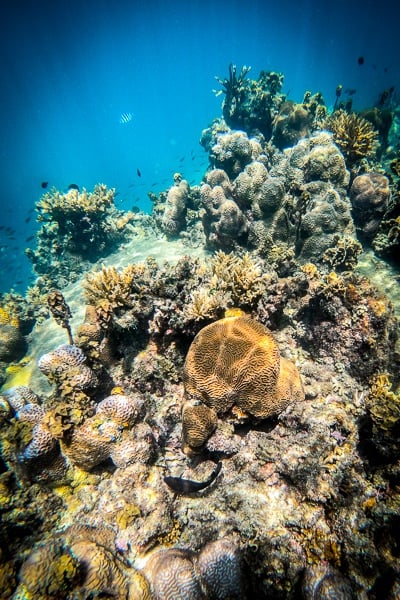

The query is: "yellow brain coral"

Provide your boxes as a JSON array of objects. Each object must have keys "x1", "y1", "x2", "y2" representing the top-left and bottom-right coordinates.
[{"x1": 183, "y1": 315, "x2": 304, "y2": 421}]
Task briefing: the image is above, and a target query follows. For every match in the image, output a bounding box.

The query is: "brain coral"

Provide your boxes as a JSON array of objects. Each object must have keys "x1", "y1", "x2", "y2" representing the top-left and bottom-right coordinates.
[
  {"x1": 183, "y1": 315, "x2": 304, "y2": 428},
  {"x1": 38, "y1": 344, "x2": 98, "y2": 391}
]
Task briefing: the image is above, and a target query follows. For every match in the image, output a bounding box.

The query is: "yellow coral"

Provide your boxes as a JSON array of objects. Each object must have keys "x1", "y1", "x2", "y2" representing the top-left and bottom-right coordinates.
[
  {"x1": 37, "y1": 183, "x2": 115, "y2": 221},
  {"x1": 325, "y1": 110, "x2": 378, "y2": 164},
  {"x1": 366, "y1": 373, "x2": 400, "y2": 431},
  {"x1": 183, "y1": 315, "x2": 304, "y2": 426},
  {"x1": 84, "y1": 263, "x2": 148, "y2": 308}
]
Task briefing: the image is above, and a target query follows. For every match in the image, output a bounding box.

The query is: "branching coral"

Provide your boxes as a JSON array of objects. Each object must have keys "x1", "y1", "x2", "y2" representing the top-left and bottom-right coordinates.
[
  {"x1": 214, "y1": 64, "x2": 286, "y2": 139},
  {"x1": 322, "y1": 235, "x2": 362, "y2": 272},
  {"x1": 84, "y1": 263, "x2": 150, "y2": 309},
  {"x1": 324, "y1": 110, "x2": 379, "y2": 165},
  {"x1": 182, "y1": 251, "x2": 271, "y2": 323},
  {"x1": 27, "y1": 184, "x2": 136, "y2": 288}
]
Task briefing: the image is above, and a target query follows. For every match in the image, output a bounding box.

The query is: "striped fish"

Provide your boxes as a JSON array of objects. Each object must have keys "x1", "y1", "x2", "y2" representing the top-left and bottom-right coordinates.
[{"x1": 119, "y1": 112, "x2": 133, "y2": 124}]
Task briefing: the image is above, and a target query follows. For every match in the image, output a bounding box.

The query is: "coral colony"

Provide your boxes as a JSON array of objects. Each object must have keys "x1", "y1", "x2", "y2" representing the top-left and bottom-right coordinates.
[{"x1": 1, "y1": 66, "x2": 400, "y2": 598}]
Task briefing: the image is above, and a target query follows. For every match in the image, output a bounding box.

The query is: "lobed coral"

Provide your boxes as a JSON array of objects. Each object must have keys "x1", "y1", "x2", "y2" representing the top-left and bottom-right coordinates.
[
  {"x1": 38, "y1": 344, "x2": 98, "y2": 393},
  {"x1": 143, "y1": 536, "x2": 243, "y2": 600},
  {"x1": 0, "y1": 306, "x2": 26, "y2": 364}
]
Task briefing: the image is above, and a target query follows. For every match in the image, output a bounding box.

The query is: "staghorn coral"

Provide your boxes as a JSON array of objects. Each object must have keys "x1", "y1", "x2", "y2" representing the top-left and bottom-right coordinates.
[
  {"x1": 181, "y1": 251, "x2": 272, "y2": 324},
  {"x1": 350, "y1": 172, "x2": 390, "y2": 243},
  {"x1": 182, "y1": 314, "x2": 304, "y2": 451},
  {"x1": 324, "y1": 109, "x2": 379, "y2": 166},
  {"x1": 84, "y1": 263, "x2": 149, "y2": 309}
]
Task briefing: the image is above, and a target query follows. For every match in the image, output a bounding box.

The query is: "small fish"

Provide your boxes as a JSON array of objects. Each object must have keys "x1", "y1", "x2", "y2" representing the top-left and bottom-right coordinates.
[
  {"x1": 41, "y1": 181, "x2": 48, "y2": 189},
  {"x1": 137, "y1": 168, "x2": 141, "y2": 177},
  {"x1": 68, "y1": 183, "x2": 79, "y2": 191},
  {"x1": 179, "y1": 156, "x2": 185, "y2": 162},
  {"x1": 333, "y1": 84, "x2": 342, "y2": 111},
  {"x1": 357, "y1": 56, "x2": 364, "y2": 66},
  {"x1": 26, "y1": 235, "x2": 34, "y2": 242},
  {"x1": 164, "y1": 461, "x2": 222, "y2": 495},
  {"x1": 344, "y1": 88, "x2": 357, "y2": 96},
  {"x1": 377, "y1": 86, "x2": 395, "y2": 108},
  {"x1": 25, "y1": 216, "x2": 31, "y2": 223},
  {"x1": 119, "y1": 112, "x2": 133, "y2": 124}
]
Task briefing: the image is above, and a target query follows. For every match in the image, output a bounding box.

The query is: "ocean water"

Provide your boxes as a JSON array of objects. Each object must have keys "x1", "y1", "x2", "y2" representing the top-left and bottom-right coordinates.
[{"x1": 0, "y1": 0, "x2": 398, "y2": 293}]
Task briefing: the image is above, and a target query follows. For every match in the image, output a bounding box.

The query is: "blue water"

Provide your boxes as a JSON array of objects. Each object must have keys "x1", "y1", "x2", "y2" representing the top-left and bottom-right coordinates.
[{"x1": 0, "y1": 0, "x2": 398, "y2": 294}]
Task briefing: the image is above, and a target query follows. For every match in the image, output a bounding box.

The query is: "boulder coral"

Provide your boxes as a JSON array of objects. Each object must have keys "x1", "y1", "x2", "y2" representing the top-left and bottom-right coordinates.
[
  {"x1": 200, "y1": 182, "x2": 248, "y2": 248},
  {"x1": 182, "y1": 314, "x2": 304, "y2": 452},
  {"x1": 350, "y1": 172, "x2": 390, "y2": 243},
  {"x1": 210, "y1": 130, "x2": 262, "y2": 178}
]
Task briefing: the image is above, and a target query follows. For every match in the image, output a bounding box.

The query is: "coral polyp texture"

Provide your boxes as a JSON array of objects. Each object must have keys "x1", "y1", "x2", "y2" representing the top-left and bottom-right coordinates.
[{"x1": 2, "y1": 63, "x2": 400, "y2": 600}]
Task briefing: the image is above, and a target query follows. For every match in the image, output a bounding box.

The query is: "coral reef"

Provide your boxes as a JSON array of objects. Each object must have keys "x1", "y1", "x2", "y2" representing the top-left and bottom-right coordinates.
[
  {"x1": 161, "y1": 175, "x2": 190, "y2": 236},
  {"x1": 1, "y1": 64, "x2": 400, "y2": 600},
  {"x1": 0, "y1": 307, "x2": 25, "y2": 363},
  {"x1": 46, "y1": 289, "x2": 74, "y2": 344}
]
